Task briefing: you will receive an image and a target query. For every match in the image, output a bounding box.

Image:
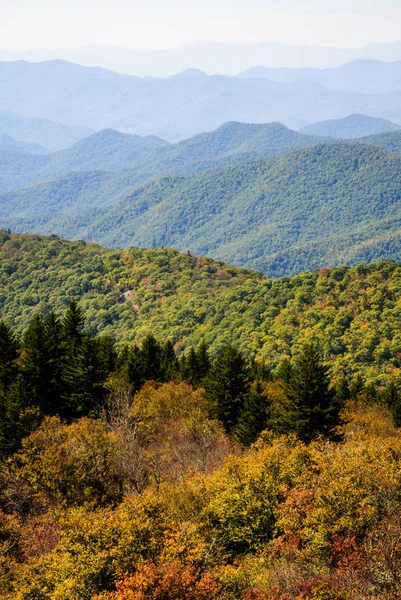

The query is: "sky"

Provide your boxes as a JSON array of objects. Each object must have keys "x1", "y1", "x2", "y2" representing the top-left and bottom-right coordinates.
[{"x1": 1, "y1": 0, "x2": 401, "y2": 51}]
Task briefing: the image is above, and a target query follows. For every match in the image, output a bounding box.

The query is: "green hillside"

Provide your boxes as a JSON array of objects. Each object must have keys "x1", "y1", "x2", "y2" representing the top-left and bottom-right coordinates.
[
  {"x1": 359, "y1": 129, "x2": 401, "y2": 153},
  {"x1": 2, "y1": 230, "x2": 401, "y2": 384},
  {"x1": 30, "y1": 143, "x2": 401, "y2": 277}
]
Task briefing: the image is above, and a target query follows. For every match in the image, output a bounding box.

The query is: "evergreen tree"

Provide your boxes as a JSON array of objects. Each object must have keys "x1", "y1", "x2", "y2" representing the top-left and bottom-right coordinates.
[
  {"x1": 277, "y1": 344, "x2": 341, "y2": 443},
  {"x1": 276, "y1": 358, "x2": 293, "y2": 384},
  {"x1": 161, "y1": 340, "x2": 177, "y2": 380},
  {"x1": 140, "y1": 334, "x2": 164, "y2": 382},
  {"x1": 181, "y1": 347, "x2": 199, "y2": 384},
  {"x1": 61, "y1": 301, "x2": 92, "y2": 418},
  {"x1": 383, "y1": 379, "x2": 401, "y2": 427},
  {"x1": 204, "y1": 345, "x2": 248, "y2": 433},
  {"x1": 234, "y1": 380, "x2": 271, "y2": 445},
  {"x1": 196, "y1": 340, "x2": 210, "y2": 382},
  {"x1": 0, "y1": 321, "x2": 18, "y2": 392},
  {"x1": 19, "y1": 315, "x2": 49, "y2": 411},
  {"x1": 62, "y1": 299, "x2": 85, "y2": 347},
  {"x1": 0, "y1": 321, "x2": 20, "y2": 457},
  {"x1": 249, "y1": 359, "x2": 271, "y2": 383},
  {"x1": 43, "y1": 311, "x2": 65, "y2": 414},
  {"x1": 127, "y1": 345, "x2": 145, "y2": 391}
]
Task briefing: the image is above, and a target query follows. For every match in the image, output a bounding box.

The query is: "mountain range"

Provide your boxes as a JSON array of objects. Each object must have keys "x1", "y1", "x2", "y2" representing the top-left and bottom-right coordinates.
[
  {"x1": 1, "y1": 41, "x2": 401, "y2": 76},
  {"x1": 239, "y1": 59, "x2": 401, "y2": 94},
  {"x1": 2, "y1": 122, "x2": 401, "y2": 278},
  {"x1": 1, "y1": 59, "x2": 401, "y2": 141}
]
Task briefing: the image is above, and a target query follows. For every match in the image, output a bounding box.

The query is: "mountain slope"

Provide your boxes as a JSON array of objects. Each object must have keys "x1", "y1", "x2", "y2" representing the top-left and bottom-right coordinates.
[
  {"x1": 2, "y1": 231, "x2": 401, "y2": 382},
  {"x1": 0, "y1": 121, "x2": 321, "y2": 193},
  {"x1": 0, "y1": 109, "x2": 92, "y2": 150},
  {"x1": 0, "y1": 129, "x2": 169, "y2": 192},
  {"x1": 0, "y1": 133, "x2": 47, "y2": 154},
  {"x1": 358, "y1": 130, "x2": 401, "y2": 153},
  {"x1": 300, "y1": 114, "x2": 401, "y2": 138},
  {"x1": 28, "y1": 143, "x2": 400, "y2": 278}
]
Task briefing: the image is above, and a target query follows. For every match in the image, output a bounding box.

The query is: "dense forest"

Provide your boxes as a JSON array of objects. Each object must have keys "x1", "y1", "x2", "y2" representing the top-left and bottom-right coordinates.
[
  {"x1": 4, "y1": 232, "x2": 401, "y2": 385},
  {"x1": 3, "y1": 142, "x2": 401, "y2": 277},
  {"x1": 1, "y1": 292, "x2": 401, "y2": 598}
]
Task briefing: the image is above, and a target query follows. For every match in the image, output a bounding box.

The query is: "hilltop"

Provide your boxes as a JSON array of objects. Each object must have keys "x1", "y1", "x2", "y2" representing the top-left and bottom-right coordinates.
[{"x1": 300, "y1": 113, "x2": 401, "y2": 138}]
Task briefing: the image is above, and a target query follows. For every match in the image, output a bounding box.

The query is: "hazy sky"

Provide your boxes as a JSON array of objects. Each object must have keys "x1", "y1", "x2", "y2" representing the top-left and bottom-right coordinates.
[{"x1": 1, "y1": 0, "x2": 401, "y2": 51}]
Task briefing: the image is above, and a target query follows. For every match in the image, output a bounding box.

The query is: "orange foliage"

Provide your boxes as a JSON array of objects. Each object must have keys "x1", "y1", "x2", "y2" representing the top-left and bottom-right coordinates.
[{"x1": 97, "y1": 562, "x2": 222, "y2": 600}]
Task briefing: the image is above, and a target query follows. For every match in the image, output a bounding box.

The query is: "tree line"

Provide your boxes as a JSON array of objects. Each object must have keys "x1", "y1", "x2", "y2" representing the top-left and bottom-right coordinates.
[{"x1": 2, "y1": 300, "x2": 401, "y2": 457}]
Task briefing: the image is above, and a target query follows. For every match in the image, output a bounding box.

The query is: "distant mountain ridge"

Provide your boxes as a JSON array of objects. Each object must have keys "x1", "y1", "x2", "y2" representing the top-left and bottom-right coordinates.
[
  {"x1": 3, "y1": 142, "x2": 401, "y2": 278},
  {"x1": 239, "y1": 59, "x2": 401, "y2": 94},
  {"x1": 1, "y1": 59, "x2": 401, "y2": 141},
  {"x1": 0, "y1": 122, "x2": 322, "y2": 193},
  {"x1": 1, "y1": 41, "x2": 401, "y2": 76},
  {"x1": 0, "y1": 109, "x2": 92, "y2": 150},
  {"x1": 300, "y1": 114, "x2": 401, "y2": 139}
]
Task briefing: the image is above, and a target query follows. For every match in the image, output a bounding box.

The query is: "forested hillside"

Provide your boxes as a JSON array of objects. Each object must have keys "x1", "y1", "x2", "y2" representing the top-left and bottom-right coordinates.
[
  {"x1": 2, "y1": 233, "x2": 401, "y2": 599},
  {"x1": 12, "y1": 142, "x2": 399, "y2": 278},
  {"x1": 3, "y1": 231, "x2": 401, "y2": 384}
]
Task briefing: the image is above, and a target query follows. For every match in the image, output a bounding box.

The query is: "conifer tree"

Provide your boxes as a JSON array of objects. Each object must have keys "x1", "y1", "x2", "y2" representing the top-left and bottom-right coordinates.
[
  {"x1": 181, "y1": 347, "x2": 199, "y2": 384},
  {"x1": 277, "y1": 344, "x2": 341, "y2": 443},
  {"x1": 204, "y1": 345, "x2": 248, "y2": 433},
  {"x1": 234, "y1": 380, "x2": 271, "y2": 445},
  {"x1": 0, "y1": 321, "x2": 20, "y2": 456},
  {"x1": 0, "y1": 321, "x2": 18, "y2": 392},
  {"x1": 161, "y1": 340, "x2": 177, "y2": 380},
  {"x1": 140, "y1": 334, "x2": 164, "y2": 382},
  {"x1": 196, "y1": 340, "x2": 210, "y2": 382},
  {"x1": 19, "y1": 315, "x2": 49, "y2": 411},
  {"x1": 383, "y1": 379, "x2": 401, "y2": 427},
  {"x1": 61, "y1": 301, "x2": 92, "y2": 417}
]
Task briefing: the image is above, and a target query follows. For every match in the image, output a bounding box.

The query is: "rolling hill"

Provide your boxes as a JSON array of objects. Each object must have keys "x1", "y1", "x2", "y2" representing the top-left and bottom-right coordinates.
[
  {"x1": 2, "y1": 230, "x2": 401, "y2": 382},
  {"x1": 0, "y1": 121, "x2": 321, "y2": 193},
  {"x1": 299, "y1": 113, "x2": 401, "y2": 138},
  {"x1": 4, "y1": 142, "x2": 401, "y2": 278},
  {"x1": 0, "y1": 109, "x2": 92, "y2": 150}
]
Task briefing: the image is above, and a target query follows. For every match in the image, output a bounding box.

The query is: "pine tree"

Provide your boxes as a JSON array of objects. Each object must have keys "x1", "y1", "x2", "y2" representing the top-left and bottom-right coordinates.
[
  {"x1": 276, "y1": 358, "x2": 293, "y2": 384},
  {"x1": 140, "y1": 334, "x2": 164, "y2": 382},
  {"x1": 19, "y1": 315, "x2": 49, "y2": 411},
  {"x1": 181, "y1": 347, "x2": 199, "y2": 384},
  {"x1": 196, "y1": 340, "x2": 210, "y2": 382},
  {"x1": 383, "y1": 379, "x2": 401, "y2": 427},
  {"x1": 61, "y1": 301, "x2": 92, "y2": 418},
  {"x1": 204, "y1": 345, "x2": 248, "y2": 433},
  {"x1": 161, "y1": 340, "x2": 177, "y2": 380},
  {"x1": 0, "y1": 321, "x2": 21, "y2": 457},
  {"x1": 278, "y1": 344, "x2": 341, "y2": 443},
  {"x1": 0, "y1": 321, "x2": 18, "y2": 392},
  {"x1": 234, "y1": 380, "x2": 271, "y2": 445},
  {"x1": 62, "y1": 299, "x2": 85, "y2": 347}
]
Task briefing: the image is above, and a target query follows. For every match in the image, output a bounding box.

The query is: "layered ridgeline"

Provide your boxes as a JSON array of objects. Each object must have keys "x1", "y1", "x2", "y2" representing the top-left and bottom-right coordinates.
[
  {"x1": 0, "y1": 109, "x2": 92, "y2": 151},
  {"x1": 2, "y1": 230, "x2": 401, "y2": 383},
  {"x1": 0, "y1": 122, "x2": 322, "y2": 193},
  {"x1": 4, "y1": 141, "x2": 400, "y2": 278},
  {"x1": 299, "y1": 113, "x2": 401, "y2": 139},
  {"x1": 1, "y1": 59, "x2": 401, "y2": 140}
]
